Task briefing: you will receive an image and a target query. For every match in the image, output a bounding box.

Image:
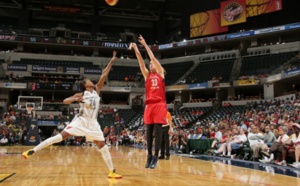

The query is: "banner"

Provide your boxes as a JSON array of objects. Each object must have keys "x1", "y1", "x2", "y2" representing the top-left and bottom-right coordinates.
[
  {"x1": 0, "y1": 35, "x2": 16, "y2": 41},
  {"x1": 0, "y1": 83, "x2": 27, "y2": 89},
  {"x1": 84, "y1": 68, "x2": 102, "y2": 74},
  {"x1": 64, "y1": 67, "x2": 80, "y2": 73},
  {"x1": 246, "y1": 0, "x2": 282, "y2": 17},
  {"x1": 190, "y1": 9, "x2": 228, "y2": 38},
  {"x1": 266, "y1": 73, "x2": 282, "y2": 82},
  {"x1": 237, "y1": 79, "x2": 255, "y2": 85},
  {"x1": 110, "y1": 87, "x2": 131, "y2": 92},
  {"x1": 37, "y1": 120, "x2": 60, "y2": 126},
  {"x1": 285, "y1": 23, "x2": 300, "y2": 30},
  {"x1": 166, "y1": 85, "x2": 188, "y2": 91},
  {"x1": 221, "y1": 0, "x2": 247, "y2": 26},
  {"x1": 7, "y1": 64, "x2": 27, "y2": 71},
  {"x1": 213, "y1": 82, "x2": 231, "y2": 87},
  {"x1": 285, "y1": 68, "x2": 300, "y2": 77},
  {"x1": 254, "y1": 26, "x2": 285, "y2": 35},
  {"x1": 158, "y1": 43, "x2": 173, "y2": 50},
  {"x1": 188, "y1": 82, "x2": 208, "y2": 89},
  {"x1": 102, "y1": 42, "x2": 129, "y2": 49},
  {"x1": 32, "y1": 65, "x2": 57, "y2": 72}
]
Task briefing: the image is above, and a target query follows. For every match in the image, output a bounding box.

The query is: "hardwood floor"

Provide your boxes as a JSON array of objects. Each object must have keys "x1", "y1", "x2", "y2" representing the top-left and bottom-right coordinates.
[{"x1": 0, "y1": 146, "x2": 299, "y2": 186}]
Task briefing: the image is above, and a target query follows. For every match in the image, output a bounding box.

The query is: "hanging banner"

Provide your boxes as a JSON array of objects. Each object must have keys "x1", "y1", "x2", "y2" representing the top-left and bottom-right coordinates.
[
  {"x1": 190, "y1": 9, "x2": 228, "y2": 38},
  {"x1": 237, "y1": 79, "x2": 255, "y2": 85},
  {"x1": 246, "y1": 0, "x2": 282, "y2": 17},
  {"x1": 221, "y1": 0, "x2": 247, "y2": 26}
]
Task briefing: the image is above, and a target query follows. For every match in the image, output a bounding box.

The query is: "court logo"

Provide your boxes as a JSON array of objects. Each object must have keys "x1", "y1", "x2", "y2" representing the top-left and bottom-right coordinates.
[{"x1": 223, "y1": 2, "x2": 244, "y2": 22}]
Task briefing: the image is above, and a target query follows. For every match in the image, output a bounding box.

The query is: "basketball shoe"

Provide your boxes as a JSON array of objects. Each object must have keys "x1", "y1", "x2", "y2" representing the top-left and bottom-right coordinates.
[
  {"x1": 149, "y1": 156, "x2": 158, "y2": 169},
  {"x1": 108, "y1": 169, "x2": 122, "y2": 179},
  {"x1": 22, "y1": 149, "x2": 35, "y2": 159},
  {"x1": 145, "y1": 155, "x2": 152, "y2": 168}
]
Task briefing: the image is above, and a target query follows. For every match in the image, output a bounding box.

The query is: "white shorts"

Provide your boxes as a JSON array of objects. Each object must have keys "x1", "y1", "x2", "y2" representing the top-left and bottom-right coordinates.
[{"x1": 63, "y1": 116, "x2": 104, "y2": 142}]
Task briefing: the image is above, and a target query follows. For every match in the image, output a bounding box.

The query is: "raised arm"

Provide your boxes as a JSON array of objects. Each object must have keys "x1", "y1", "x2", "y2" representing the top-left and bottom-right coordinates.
[
  {"x1": 138, "y1": 35, "x2": 165, "y2": 78},
  {"x1": 129, "y1": 43, "x2": 149, "y2": 80},
  {"x1": 95, "y1": 51, "x2": 117, "y2": 94},
  {"x1": 63, "y1": 93, "x2": 83, "y2": 105}
]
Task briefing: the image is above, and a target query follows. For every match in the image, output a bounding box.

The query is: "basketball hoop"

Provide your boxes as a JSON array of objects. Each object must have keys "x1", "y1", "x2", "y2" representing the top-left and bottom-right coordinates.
[{"x1": 26, "y1": 106, "x2": 33, "y2": 115}]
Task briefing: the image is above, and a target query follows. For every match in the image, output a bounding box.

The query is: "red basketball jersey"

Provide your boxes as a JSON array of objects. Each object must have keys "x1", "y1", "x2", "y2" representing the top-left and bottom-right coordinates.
[{"x1": 145, "y1": 73, "x2": 166, "y2": 104}]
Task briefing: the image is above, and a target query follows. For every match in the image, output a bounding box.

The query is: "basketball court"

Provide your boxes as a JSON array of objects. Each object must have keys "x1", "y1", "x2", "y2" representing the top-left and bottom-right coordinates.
[{"x1": 0, "y1": 146, "x2": 299, "y2": 186}]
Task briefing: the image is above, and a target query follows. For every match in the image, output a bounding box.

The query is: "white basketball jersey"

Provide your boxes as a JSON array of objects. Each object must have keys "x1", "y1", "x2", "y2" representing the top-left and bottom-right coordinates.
[{"x1": 79, "y1": 90, "x2": 100, "y2": 119}]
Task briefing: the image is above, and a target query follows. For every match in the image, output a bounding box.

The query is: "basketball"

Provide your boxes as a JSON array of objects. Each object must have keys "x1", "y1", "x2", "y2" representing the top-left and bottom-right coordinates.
[{"x1": 105, "y1": 0, "x2": 118, "y2": 6}]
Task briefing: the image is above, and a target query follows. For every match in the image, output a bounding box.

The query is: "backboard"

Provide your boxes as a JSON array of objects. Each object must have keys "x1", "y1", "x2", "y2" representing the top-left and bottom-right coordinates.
[{"x1": 17, "y1": 96, "x2": 43, "y2": 111}]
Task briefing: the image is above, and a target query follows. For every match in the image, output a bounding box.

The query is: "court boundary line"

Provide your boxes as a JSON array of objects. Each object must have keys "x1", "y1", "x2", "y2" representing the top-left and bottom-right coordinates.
[{"x1": 0, "y1": 173, "x2": 16, "y2": 183}]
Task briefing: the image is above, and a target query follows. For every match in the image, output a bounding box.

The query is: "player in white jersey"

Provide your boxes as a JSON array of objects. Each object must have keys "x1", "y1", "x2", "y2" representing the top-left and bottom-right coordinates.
[{"x1": 22, "y1": 51, "x2": 122, "y2": 179}]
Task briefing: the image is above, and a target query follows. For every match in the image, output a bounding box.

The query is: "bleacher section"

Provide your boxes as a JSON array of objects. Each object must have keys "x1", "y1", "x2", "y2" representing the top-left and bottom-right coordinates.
[
  {"x1": 187, "y1": 59, "x2": 235, "y2": 83},
  {"x1": 13, "y1": 58, "x2": 98, "y2": 68},
  {"x1": 162, "y1": 61, "x2": 194, "y2": 85},
  {"x1": 172, "y1": 107, "x2": 212, "y2": 127},
  {"x1": 240, "y1": 51, "x2": 299, "y2": 76},
  {"x1": 201, "y1": 106, "x2": 245, "y2": 126},
  {"x1": 98, "y1": 109, "x2": 142, "y2": 129},
  {"x1": 108, "y1": 66, "x2": 140, "y2": 81}
]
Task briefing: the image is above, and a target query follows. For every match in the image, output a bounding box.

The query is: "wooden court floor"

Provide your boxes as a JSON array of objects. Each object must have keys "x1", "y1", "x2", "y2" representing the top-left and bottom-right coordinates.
[{"x1": 0, "y1": 145, "x2": 299, "y2": 186}]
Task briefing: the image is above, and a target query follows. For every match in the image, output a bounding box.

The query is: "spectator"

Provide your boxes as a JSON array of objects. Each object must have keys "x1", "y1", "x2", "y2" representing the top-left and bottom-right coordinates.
[
  {"x1": 0, "y1": 135, "x2": 8, "y2": 146},
  {"x1": 248, "y1": 125, "x2": 265, "y2": 161},
  {"x1": 210, "y1": 127, "x2": 223, "y2": 149},
  {"x1": 264, "y1": 125, "x2": 276, "y2": 146},
  {"x1": 260, "y1": 126, "x2": 289, "y2": 163},
  {"x1": 277, "y1": 123, "x2": 300, "y2": 167}
]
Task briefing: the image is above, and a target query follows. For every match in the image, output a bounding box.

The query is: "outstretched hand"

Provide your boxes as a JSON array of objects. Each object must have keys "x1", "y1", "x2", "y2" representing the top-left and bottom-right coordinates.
[
  {"x1": 138, "y1": 35, "x2": 146, "y2": 45},
  {"x1": 112, "y1": 51, "x2": 117, "y2": 59},
  {"x1": 128, "y1": 43, "x2": 137, "y2": 50}
]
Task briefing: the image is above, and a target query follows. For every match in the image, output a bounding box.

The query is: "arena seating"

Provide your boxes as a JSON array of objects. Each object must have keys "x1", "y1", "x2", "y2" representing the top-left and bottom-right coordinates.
[
  {"x1": 13, "y1": 58, "x2": 98, "y2": 68},
  {"x1": 108, "y1": 66, "x2": 140, "y2": 81},
  {"x1": 201, "y1": 106, "x2": 245, "y2": 125},
  {"x1": 240, "y1": 51, "x2": 299, "y2": 76},
  {"x1": 186, "y1": 59, "x2": 235, "y2": 84},
  {"x1": 162, "y1": 61, "x2": 194, "y2": 85},
  {"x1": 172, "y1": 107, "x2": 212, "y2": 127}
]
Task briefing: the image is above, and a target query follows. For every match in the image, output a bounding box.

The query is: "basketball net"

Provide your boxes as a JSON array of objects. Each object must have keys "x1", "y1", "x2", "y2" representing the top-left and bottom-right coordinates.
[{"x1": 26, "y1": 106, "x2": 33, "y2": 115}]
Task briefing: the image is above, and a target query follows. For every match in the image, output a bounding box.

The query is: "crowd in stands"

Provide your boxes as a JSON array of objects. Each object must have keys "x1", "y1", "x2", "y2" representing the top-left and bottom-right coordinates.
[
  {"x1": 189, "y1": 98, "x2": 217, "y2": 103},
  {"x1": 238, "y1": 74, "x2": 268, "y2": 80},
  {"x1": 1, "y1": 94, "x2": 300, "y2": 169}
]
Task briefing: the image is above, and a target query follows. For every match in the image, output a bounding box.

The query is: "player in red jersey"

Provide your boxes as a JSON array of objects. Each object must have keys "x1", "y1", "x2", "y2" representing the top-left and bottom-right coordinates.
[{"x1": 129, "y1": 35, "x2": 167, "y2": 169}]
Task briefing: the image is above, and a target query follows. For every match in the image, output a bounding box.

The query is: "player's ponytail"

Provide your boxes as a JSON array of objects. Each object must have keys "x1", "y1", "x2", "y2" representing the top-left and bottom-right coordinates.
[{"x1": 79, "y1": 79, "x2": 87, "y2": 91}]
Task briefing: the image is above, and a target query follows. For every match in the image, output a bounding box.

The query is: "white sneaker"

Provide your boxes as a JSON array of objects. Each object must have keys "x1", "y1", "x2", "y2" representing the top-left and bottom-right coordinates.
[
  {"x1": 290, "y1": 162, "x2": 300, "y2": 168},
  {"x1": 276, "y1": 160, "x2": 287, "y2": 166}
]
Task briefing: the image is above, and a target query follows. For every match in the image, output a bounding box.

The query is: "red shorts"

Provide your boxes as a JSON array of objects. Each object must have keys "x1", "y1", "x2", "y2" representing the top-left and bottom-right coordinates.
[{"x1": 144, "y1": 102, "x2": 167, "y2": 125}]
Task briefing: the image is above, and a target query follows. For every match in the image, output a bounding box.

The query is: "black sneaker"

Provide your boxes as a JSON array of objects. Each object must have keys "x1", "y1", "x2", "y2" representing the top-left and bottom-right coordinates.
[
  {"x1": 158, "y1": 155, "x2": 165, "y2": 159},
  {"x1": 165, "y1": 156, "x2": 170, "y2": 160},
  {"x1": 149, "y1": 156, "x2": 158, "y2": 169},
  {"x1": 145, "y1": 155, "x2": 152, "y2": 168}
]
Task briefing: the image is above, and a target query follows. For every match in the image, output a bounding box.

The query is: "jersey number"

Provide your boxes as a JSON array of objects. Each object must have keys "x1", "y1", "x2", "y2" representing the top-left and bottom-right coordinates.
[
  {"x1": 86, "y1": 98, "x2": 96, "y2": 109},
  {"x1": 151, "y1": 79, "x2": 158, "y2": 87}
]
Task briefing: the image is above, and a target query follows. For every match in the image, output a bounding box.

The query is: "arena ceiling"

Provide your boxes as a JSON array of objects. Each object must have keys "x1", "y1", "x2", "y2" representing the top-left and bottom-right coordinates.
[{"x1": 0, "y1": 0, "x2": 183, "y2": 29}]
